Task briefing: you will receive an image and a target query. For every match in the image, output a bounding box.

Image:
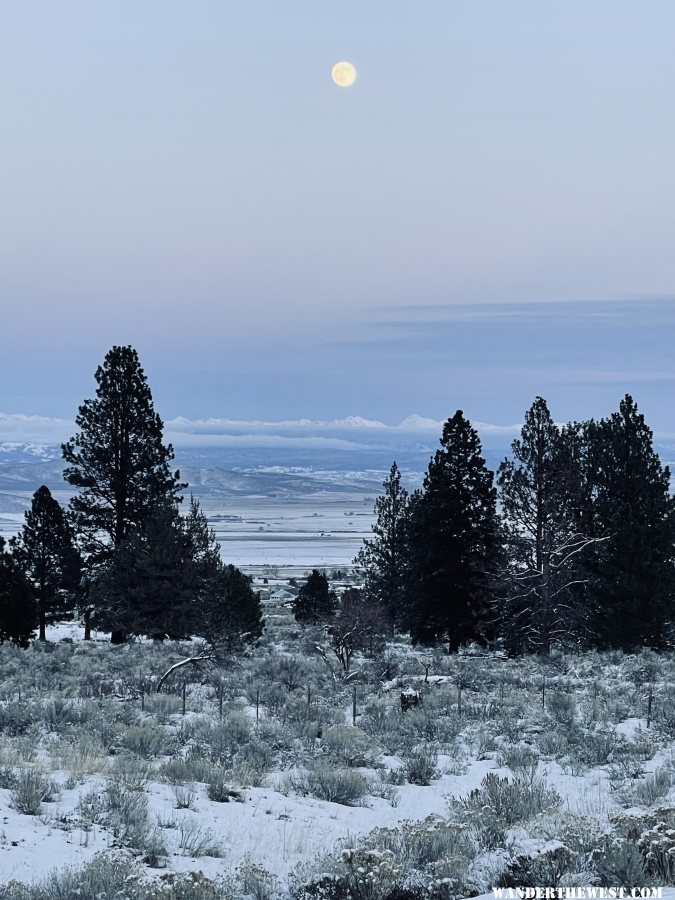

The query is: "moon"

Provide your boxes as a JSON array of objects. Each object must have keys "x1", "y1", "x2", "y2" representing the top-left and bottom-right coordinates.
[{"x1": 331, "y1": 61, "x2": 357, "y2": 88}]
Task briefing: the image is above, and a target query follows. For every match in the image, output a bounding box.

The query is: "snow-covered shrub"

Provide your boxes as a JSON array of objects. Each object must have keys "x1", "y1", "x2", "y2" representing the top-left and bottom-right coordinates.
[
  {"x1": 173, "y1": 784, "x2": 198, "y2": 809},
  {"x1": 32, "y1": 850, "x2": 141, "y2": 900},
  {"x1": 0, "y1": 701, "x2": 38, "y2": 736},
  {"x1": 196, "y1": 711, "x2": 252, "y2": 763},
  {"x1": 10, "y1": 768, "x2": 59, "y2": 815},
  {"x1": 568, "y1": 726, "x2": 620, "y2": 767},
  {"x1": 452, "y1": 773, "x2": 561, "y2": 849},
  {"x1": 235, "y1": 857, "x2": 279, "y2": 900},
  {"x1": 53, "y1": 731, "x2": 106, "y2": 776},
  {"x1": 257, "y1": 653, "x2": 309, "y2": 693},
  {"x1": 498, "y1": 745, "x2": 540, "y2": 781},
  {"x1": 403, "y1": 748, "x2": 439, "y2": 786},
  {"x1": 496, "y1": 840, "x2": 574, "y2": 888},
  {"x1": 590, "y1": 835, "x2": 650, "y2": 888},
  {"x1": 0, "y1": 764, "x2": 18, "y2": 788},
  {"x1": 545, "y1": 692, "x2": 576, "y2": 726},
  {"x1": 234, "y1": 739, "x2": 275, "y2": 786},
  {"x1": 368, "y1": 774, "x2": 401, "y2": 807},
  {"x1": 105, "y1": 777, "x2": 157, "y2": 852},
  {"x1": 205, "y1": 767, "x2": 235, "y2": 802},
  {"x1": 121, "y1": 722, "x2": 175, "y2": 757},
  {"x1": 322, "y1": 725, "x2": 379, "y2": 767},
  {"x1": 293, "y1": 848, "x2": 403, "y2": 900},
  {"x1": 291, "y1": 761, "x2": 369, "y2": 805},
  {"x1": 176, "y1": 816, "x2": 223, "y2": 857},
  {"x1": 144, "y1": 692, "x2": 183, "y2": 723},
  {"x1": 159, "y1": 753, "x2": 215, "y2": 785},
  {"x1": 616, "y1": 766, "x2": 673, "y2": 808},
  {"x1": 639, "y1": 821, "x2": 675, "y2": 882},
  {"x1": 108, "y1": 753, "x2": 153, "y2": 788}
]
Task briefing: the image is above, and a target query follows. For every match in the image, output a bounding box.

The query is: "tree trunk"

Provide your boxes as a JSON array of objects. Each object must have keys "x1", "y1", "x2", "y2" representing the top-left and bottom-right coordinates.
[{"x1": 83, "y1": 607, "x2": 91, "y2": 641}]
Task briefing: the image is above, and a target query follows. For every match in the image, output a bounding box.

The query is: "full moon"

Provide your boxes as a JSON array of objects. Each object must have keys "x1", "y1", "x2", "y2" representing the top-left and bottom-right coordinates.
[{"x1": 331, "y1": 61, "x2": 357, "y2": 87}]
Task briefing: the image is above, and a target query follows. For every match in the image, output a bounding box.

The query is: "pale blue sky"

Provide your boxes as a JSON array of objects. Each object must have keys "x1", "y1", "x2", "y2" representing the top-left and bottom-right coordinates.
[{"x1": 2, "y1": 2, "x2": 675, "y2": 429}]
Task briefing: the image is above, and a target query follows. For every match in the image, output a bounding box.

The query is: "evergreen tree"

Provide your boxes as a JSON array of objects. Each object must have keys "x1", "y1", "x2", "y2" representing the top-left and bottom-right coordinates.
[
  {"x1": 182, "y1": 496, "x2": 263, "y2": 653},
  {"x1": 407, "y1": 410, "x2": 501, "y2": 651},
  {"x1": 0, "y1": 537, "x2": 37, "y2": 647},
  {"x1": 294, "y1": 570, "x2": 337, "y2": 624},
  {"x1": 62, "y1": 345, "x2": 184, "y2": 564},
  {"x1": 62, "y1": 346, "x2": 184, "y2": 641},
  {"x1": 92, "y1": 503, "x2": 197, "y2": 640},
  {"x1": 199, "y1": 564, "x2": 264, "y2": 658},
  {"x1": 583, "y1": 395, "x2": 675, "y2": 649},
  {"x1": 497, "y1": 398, "x2": 594, "y2": 655},
  {"x1": 10, "y1": 486, "x2": 81, "y2": 641},
  {"x1": 355, "y1": 462, "x2": 410, "y2": 630}
]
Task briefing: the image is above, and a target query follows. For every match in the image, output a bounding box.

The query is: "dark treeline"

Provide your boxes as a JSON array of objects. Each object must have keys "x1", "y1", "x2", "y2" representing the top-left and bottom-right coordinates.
[
  {"x1": 0, "y1": 346, "x2": 263, "y2": 654},
  {"x1": 1, "y1": 345, "x2": 673, "y2": 659},
  {"x1": 356, "y1": 395, "x2": 675, "y2": 655}
]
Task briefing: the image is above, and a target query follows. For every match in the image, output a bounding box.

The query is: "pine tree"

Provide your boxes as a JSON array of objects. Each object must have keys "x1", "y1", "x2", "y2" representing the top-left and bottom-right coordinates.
[
  {"x1": 355, "y1": 462, "x2": 410, "y2": 630},
  {"x1": 92, "y1": 502, "x2": 197, "y2": 640},
  {"x1": 62, "y1": 346, "x2": 184, "y2": 641},
  {"x1": 497, "y1": 398, "x2": 594, "y2": 655},
  {"x1": 182, "y1": 495, "x2": 263, "y2": 653},
  {"x1": 407, "y1": 410, "x2": 501, "y2": 651},
  {"x1": 62, "y1": 345, "x2": 184, "y2": 560},
  {"x1": 583, "y1": 395, "x2": 675, "y2": 649},
  {"x1": 199, "y1": 564, "x2": 264, "y2": 658},
  {"x1": 0, "y1": 538, "x2": 37, "y2": 647},
  {"x1": 10, "y1": 486, "x2": 81, "y2": 641},
  {"x1": 294, "y1": 570, "x2": 337, "y2": 625}
]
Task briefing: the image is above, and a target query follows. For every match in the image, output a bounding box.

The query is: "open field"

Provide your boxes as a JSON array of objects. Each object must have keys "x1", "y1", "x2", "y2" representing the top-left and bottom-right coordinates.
[{"x1": 0, "y1": 608, "x2": 674, "y2": 898}]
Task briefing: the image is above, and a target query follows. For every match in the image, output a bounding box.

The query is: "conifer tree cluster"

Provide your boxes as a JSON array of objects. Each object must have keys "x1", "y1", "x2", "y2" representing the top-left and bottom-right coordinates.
[
  {"x1": 356, "y1": 396, "x2": 675, "y2": 654},
  {"x1": 0, "y1": 346, "x2": 263, "y2": 652}
]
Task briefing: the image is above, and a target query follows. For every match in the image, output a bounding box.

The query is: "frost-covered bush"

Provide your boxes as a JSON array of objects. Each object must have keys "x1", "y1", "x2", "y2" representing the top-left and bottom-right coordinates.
[
  {"x1": 205, "y1": 767, "x2": 235, "y2": 802},
  {"x1": 104, "y1": 777, "x2": 163, "y2": 856},
  {"x1": 121, "y1": 722, "x2": 174, "y2": 757},
  {"x1": 639, "y1": 821, "x2": 675, "y2": 883},
  {"x1": 545, "y1": 692, "x2": 576, "y2": 726},
  {"x1": 144, "y1": 692, "x2": 183, "y2": 723},
  {"x1": 322, "y1": 725, "x2": 378, "y2": 767},
  {"x1": 10, "y1": 769, "x2": 59, "y2": 815},
  {"x1": 197, "y1": 712, "x2": 252, "y2": 763},
  {"x1": 403, "y1": 748, "x2": 439, "y2": 786},
  {"x1": 0, "y1": 764, "x2": 18, "y2": 788},
  {"x1": 496, "y1": 840, "x2": 574, "y2": 888},
  {"x1": 590, "y1": 836, "x2": 651, "y2": 888},
  {"x1": 0, "y1": 702, "x2": 39, "y2": 736},
  {"x1": 159, "y1": 753, "x2": 215, "y2": 785},
  {"x1": 234, "y1": 740, "x2": 275, "y2": 786},
  {"x1": 615, "y1": 766, "x2": 673, "y2": 808},
  {"x1": 498, "y1": 745, "x2": 540, "y2": 781},
  {"x1": 176, "y1": 816, "x2": 223, "y2": 857},
  {"x1": 568, "y1": 726, "x2": 620, "y2": 767},
  {"x1": 290, "y1": 762, "x2": 369, "y2": 805},
  {"x1": 452, "y1": 773, "x2": 561, "y2": 849}
]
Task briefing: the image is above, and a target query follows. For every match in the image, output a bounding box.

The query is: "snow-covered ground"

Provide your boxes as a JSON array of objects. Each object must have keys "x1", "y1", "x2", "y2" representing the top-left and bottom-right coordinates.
[{"x1": 0, "y1": 618, "x2": 674, "y2": 896}]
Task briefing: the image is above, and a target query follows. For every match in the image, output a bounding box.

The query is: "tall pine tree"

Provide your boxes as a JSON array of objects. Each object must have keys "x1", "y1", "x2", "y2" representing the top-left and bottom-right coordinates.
[
  {"x1": 355, "y1": 462, "x2": 410, "y2": 631},
  {"x1": 583, "y1": 395, "x2": 675, "y2": 649},
  {"x1": 497, "y1": 398, "x2": 595, "y2": 655},
  {"x1": 407, "y1": 411, "x2": 501, "y2": 652},
  {"x1": 62, "y1": 346, "x2": 184, "y2": 560},
  {"x1": 10, "y1": 486, "x2": 81, "y2": 641},
  {"x1": 62, "y1": 346, "x2": 184, "y2": 641}
]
